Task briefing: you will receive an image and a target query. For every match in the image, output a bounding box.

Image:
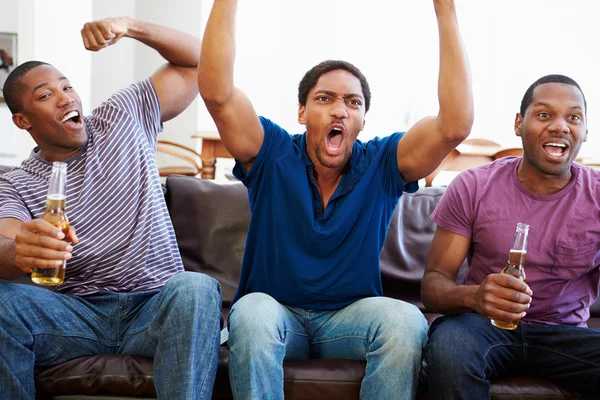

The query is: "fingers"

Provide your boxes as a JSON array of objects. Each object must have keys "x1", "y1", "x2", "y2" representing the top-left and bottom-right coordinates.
[
  {"x1": 494, "y1": 273, "x2": 531, "y2": 294},
  {"x1": 67, "y1": 225, "x2": 79, "y2": 245},
  {"x1": 475, "y1": 274, "x2": 533, "y2": 321},
  {"x1": 81, "y1": 20, "x2": 116, "y2": 51},
  {"x1": 14, "y1": 220, "x2": 74, "y2": 274}
]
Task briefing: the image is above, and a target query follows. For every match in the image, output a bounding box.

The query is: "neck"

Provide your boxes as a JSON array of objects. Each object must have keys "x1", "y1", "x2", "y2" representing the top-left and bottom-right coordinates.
[
  {"x1": 517, "y1": 160, "x2": 572, "y2": 196},
  {"x1": 38, "y1": 147, "x2": 80, "y2": 163}
]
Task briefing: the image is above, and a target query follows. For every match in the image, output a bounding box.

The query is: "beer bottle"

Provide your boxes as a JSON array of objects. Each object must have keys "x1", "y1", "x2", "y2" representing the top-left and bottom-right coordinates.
[
  {"x1": 491, "y1": 222, "x2": 529, "y2": 330},
  {"x1": 31, "y1": 162, "x2": 70, "y2": 285}
]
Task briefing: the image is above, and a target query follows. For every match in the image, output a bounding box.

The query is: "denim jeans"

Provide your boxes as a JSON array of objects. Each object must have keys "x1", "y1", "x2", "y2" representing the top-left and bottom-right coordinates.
[
  {"x1": 0, "y1": 271, "x2": 222, "y2": 400},
  {"x1": 423, "y1": 312, "x2": 600, "y2": 399},
  {"x1": 227, "y1": 293, "x2": 428, "y2": 400}
]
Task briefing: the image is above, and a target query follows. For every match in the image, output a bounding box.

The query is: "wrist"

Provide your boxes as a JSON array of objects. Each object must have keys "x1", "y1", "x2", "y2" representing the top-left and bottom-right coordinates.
[{"x1": 122, "y1": 17, "x2": 144, "y2": 39}]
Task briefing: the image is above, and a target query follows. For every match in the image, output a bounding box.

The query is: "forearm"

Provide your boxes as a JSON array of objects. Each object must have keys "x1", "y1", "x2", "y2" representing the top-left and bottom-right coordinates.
[
  {"x1": 198, "y1": 0, "x2": 237, "y2": 105},
  {"x1": 125, "y1": 18, "x2": 201, "y2": 68},
  {"x1": 422, "y1": 270, "x2": 478, "y2": 315},
  {"x1": 0, "y1": 236, "x2": 24, "y2": 280},
  {"x1": 434, "y1": 1, "x2": 473, "y2": 140}
]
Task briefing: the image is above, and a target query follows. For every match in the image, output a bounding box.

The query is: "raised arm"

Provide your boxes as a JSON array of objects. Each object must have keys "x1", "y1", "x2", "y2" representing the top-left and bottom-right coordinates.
[
  {"x1": 81, "y1": 17, "x2": 201, "y2": 122},
  {"x1": 197, "y1": 0, "x2": 264, "y2": 169},
  {"x1": 422, "y1": 226, "x2": 532, "y2": 321},
  {"x1": 396, "y1": 0, "x2": 473, "y2": 183}
]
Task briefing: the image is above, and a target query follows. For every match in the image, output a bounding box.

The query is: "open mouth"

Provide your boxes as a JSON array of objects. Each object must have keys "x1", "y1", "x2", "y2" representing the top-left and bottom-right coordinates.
[
  {"x1": 542, "y1": 142, "x2": 567, "y2": 158},
  {"x1": 61, "y1": 110, "x2": 82, "y2": 127},
  {"x1": 326, "y1": 127, "x2": 344, "y2": 153}
]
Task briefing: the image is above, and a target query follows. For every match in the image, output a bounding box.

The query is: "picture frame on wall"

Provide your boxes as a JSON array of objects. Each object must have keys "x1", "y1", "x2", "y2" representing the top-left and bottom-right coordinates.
[{"x1": 0, "y1": 32, "x2": 17, "y2": 103}]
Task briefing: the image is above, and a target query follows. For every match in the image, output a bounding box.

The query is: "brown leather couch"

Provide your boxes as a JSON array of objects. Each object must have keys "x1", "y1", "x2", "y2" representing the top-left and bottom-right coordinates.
[{"x1": 0, "y1": 165, "x2": 594, "y2": 399}]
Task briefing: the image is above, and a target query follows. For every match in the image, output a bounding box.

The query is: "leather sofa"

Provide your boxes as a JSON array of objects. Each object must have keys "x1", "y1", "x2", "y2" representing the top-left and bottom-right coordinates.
[{"x1": 0, "y1": 165, "x2": 593, "y2": 399}]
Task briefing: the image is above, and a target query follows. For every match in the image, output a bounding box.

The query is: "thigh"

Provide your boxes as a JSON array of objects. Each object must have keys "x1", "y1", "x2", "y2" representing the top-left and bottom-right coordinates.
[
  {"x1": 523, "y1": 324, "x2": 600, "y2": 393},
  {"x1": 119, "y1": 272, "x2": 222, "y2": 357},
  {"x1": 228, "y1": 292, "x2": 310, "y2": 360},
  {"x1": 425, "y1": 312, "x2": 523, "y2": 379},
  {"x1": 0, "y1": 282, "x2": 118, "y2": 366},
  {"x1": 309, "y1": 297, "x2": 428, "y2": 360}
]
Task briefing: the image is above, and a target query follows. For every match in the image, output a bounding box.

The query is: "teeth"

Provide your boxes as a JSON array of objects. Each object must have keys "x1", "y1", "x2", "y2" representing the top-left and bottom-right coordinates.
[
  {"x1": 545, "y1": 143, "x2": 566, "y2": 148},
  {"x1": 61, "y1": 111, "x2": 79, "y2": 122}
]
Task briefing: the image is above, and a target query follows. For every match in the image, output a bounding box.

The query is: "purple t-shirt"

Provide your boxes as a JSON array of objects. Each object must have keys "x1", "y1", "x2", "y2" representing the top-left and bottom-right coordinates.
[{"x1": 431, "y1": 157, "x2": 600, "y2": 327}]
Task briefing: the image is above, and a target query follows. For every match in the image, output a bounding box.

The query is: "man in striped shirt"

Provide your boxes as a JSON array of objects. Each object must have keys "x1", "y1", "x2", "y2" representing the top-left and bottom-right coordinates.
[{"x1": 0, "y1": 17, "x2": 221, "y2": 399}]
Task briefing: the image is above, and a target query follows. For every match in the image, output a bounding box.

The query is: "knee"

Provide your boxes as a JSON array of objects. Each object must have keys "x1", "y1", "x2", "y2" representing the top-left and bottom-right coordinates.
[
  {"x1": 367, "y1": 298, "x2": 428, "y2": 347},
  {"x1": 163, "y1": 272, "x2": 222, "y2": 311},
  {"x1": 229, "y1": 293, "x2": 284, "y2": 344},
  {"x1": 424, "y1": 316, "x2": 480, "y2": 374}
]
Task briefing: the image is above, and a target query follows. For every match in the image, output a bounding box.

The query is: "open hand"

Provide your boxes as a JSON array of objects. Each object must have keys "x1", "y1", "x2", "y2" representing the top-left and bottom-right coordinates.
[{"x1": 81, "y1": 17, "x2": 130, "y2": 51}]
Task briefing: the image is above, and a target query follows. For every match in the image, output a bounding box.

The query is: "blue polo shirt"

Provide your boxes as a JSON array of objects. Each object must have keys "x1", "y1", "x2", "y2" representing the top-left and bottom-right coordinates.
[{"x1": 232, "y1": 117, "x2": 418, "y2": 310}]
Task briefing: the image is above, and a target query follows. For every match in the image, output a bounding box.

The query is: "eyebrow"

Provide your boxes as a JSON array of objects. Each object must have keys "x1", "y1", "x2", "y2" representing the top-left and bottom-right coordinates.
[
  {"x1": 532, "y1": 102, "x2": 583, "y2": 111},
  {"x1": 317, "y1": 90, "x2": 363, "y2": 100},
  {"x1": 32, "y1": 76, "x2": 68, "y2": 94}
]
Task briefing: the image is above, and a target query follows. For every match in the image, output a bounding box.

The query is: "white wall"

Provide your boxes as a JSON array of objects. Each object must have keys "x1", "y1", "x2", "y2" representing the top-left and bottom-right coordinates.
[
  {"x1": 12, "y1": 0, "x2": 93, "y2": 164},
  {"x1": 0, "y1": 0, "x2": 18, "y2": 165},
  {"x1": 135, "y1": 0, "x2": 204, "y2": 150},
  {"x1": 223, "y1": 0, "x2": 600, "y2": 159},
  {"x1": 91, "y1": 0, "x2": 136, "y2": 109},
  {"x1": 2, "y1": 0, "x2": 599, "y2": 167}
]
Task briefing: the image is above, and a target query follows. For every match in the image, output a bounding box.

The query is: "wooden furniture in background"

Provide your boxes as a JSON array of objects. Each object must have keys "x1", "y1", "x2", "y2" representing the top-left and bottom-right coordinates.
[
  {"x1": 424, "y1": 140, "x2": 527, "y2": 186},
  {"x1": 191, "y1": 131, "x2": 233, "y2": 179},
  {"x1": 156, "y1": 139, "x2": 202, "y2": 177}
]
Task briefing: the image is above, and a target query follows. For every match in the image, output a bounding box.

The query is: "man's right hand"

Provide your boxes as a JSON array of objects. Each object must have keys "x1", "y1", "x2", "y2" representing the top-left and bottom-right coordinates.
[
  {"x1": 14, "y1": 219, "x2": 77, "y2": 274},
  {"x1": 474, "y1": 273, "x2": 533, "y2": 322}
]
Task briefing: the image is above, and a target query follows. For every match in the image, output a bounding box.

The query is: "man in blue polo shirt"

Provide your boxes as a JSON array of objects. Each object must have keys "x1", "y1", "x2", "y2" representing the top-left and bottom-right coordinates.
[{"x1": 198, "y1": 0, "x2": 473, "y2": 398}]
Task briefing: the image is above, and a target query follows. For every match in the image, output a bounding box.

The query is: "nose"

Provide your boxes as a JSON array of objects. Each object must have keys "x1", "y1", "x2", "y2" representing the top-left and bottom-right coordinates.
[
  {"x1": 548, "y1": 117, "x2": 569, "y2": 134},
  {"x1": 330, "y1": 100, "x2": 348, "y2": 119},
  {"x1": 57, "y1": 91, "x2": 75, "y2": 108}
]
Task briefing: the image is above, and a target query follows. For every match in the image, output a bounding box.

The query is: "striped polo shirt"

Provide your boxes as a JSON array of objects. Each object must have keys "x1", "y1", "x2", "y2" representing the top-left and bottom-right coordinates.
[{"x1": 0, "y1": 79, "x2": 184, "y2": 295}]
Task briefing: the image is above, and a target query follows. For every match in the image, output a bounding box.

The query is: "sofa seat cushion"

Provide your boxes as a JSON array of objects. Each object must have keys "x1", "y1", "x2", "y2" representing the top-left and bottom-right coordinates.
[
  {"x1": 34, "y1": 351, "x2": 582, "y2": 399},
  {"x1": 34, "y1": 355, "x2": 155, "y2": 396}
]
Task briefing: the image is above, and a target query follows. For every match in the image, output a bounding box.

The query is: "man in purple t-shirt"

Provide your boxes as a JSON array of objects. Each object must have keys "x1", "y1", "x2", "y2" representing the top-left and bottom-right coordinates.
[{"x1": 421, "y1": 74, "x2": 600, "y2": 398}]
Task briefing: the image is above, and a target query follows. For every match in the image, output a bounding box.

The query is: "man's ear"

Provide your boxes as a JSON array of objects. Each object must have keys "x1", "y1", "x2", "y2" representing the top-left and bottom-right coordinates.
[
  {"x1": 12, "y1": 113, "x2": 32, "y2": 131},
  {"x1": 298, "y1": 105, "x2": 306, "y2": 126},
  {"x1": 514, "y1": 113, "x2": 523, "y2": 137},
  {"x1": 584, "y1": 128, "x2": 588, "y2": 142}
]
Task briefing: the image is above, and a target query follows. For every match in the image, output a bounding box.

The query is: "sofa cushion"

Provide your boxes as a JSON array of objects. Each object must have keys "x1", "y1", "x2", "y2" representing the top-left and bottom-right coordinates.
[
  {"x1": 381, "y1": 186, "x2": 467, "y2": 310},
  {"x1": 165, "y1": 175, "x2": 249, "y2": 308}
]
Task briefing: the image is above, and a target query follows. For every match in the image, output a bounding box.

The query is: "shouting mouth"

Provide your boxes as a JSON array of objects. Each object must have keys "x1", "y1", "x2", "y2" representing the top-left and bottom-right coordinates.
[
  {"x1": 325, "y1": 126, "x2": 345, "y2": 156},
  {"x1": 542, "y1": 142, "x2": 568, "y2": 160},
  {"x1": 61, "y1": 110, "x2": 82, "y2": 130}
]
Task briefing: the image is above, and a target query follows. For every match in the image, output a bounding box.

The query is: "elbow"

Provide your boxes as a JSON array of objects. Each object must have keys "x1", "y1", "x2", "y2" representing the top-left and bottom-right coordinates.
[
  {"x1": 420, "y1": 275, "x2": 437, "y2": 312},
  {"x1": 439, "y1": 114, "x2": 474, "y2": 144}
]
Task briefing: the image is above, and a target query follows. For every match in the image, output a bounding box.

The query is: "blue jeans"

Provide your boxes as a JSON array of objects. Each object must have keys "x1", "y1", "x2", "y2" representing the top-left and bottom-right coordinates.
[
  {"x1": 0, "y1": 271, "x2": 222, "y2": 400},
  {"x1": 228, "y1": 293, "x2": 428, "y2": 400},
  {"x1": 423, "y1": 312, "x2": 600, "y2": 399}
]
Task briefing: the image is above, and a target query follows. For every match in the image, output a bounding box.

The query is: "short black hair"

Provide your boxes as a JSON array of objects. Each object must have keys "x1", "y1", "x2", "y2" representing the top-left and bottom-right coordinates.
[
  {"x1": 520, "y1": 74, "x2": 586, "y2": 117},
  {"x1": 2, "y1": 60, "x2": 50, "y2": 114},
  {"x1": 298, "y1": 60, "x2": 371, "y2": 113}
]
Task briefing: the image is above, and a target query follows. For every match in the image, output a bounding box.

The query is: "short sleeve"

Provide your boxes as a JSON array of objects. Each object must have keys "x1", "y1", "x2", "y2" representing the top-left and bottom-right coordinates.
[
  {"x1": 233, "y1": 117, "x2": 291, "y2": 188},
  {"x1": 381, "y1": 132, "x2": 419, "y2": 196},
  {"x1": 0, "y1": 179, "x2": 32, "y2": 222},
  {"x1": 101, "y1": 78, "x2": 163, "y2": 148},
  {"x1": 430, "y1": 169, "x2": 476, "y2": 239}
]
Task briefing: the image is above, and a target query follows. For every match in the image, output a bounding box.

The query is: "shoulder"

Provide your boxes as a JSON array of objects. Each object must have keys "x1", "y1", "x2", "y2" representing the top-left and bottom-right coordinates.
[
  {"x1": 455, "y1": 156, "x2": 518, "y2": 185},
  {"x1": 573, "y1": 162, "x2": 600, "y2": 196},
  {"x1": 357, "y1": 132, "x2": 404, "y2": 159}
]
